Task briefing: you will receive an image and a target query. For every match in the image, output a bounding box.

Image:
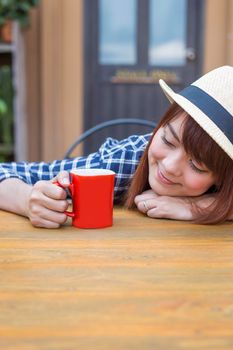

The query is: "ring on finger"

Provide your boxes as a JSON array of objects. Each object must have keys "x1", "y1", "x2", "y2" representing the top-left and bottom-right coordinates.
[{"x1": 143, "y1": 200, "x2": 149, "y2": 212}]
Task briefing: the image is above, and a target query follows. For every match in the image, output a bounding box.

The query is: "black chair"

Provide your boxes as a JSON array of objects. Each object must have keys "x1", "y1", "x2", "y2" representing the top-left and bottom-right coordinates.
[{"x1": 64, "y1": 118, "x2": 157, "y2": 158}]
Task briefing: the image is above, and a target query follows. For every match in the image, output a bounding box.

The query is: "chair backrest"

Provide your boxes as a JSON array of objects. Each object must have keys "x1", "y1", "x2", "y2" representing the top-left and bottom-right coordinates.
[{"x1": 64, "y1": 118, "x2": 157, "y2": 158}]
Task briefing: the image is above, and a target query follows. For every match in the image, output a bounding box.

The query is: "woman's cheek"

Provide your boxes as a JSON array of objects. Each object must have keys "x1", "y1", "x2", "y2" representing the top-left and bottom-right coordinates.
[{"x1": 184, "y1": 174, "x2": 214, "y2": 195}]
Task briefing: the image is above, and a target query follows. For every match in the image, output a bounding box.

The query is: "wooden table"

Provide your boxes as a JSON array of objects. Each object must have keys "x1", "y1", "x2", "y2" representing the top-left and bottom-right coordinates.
[{"x1": 0, "y1": 208, "x2": 233, "y2": 350}]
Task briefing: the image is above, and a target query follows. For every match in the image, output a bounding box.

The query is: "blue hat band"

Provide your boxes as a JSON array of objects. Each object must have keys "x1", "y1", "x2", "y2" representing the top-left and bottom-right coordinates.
[{"x1": 179, "y1": 85, "x2": 233, "y2": 144}]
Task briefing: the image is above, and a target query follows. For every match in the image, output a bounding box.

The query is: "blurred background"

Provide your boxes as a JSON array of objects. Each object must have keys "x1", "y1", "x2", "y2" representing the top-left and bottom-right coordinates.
[{"x1": 0, "y1": 0, "x2": 232, "y2": 162}]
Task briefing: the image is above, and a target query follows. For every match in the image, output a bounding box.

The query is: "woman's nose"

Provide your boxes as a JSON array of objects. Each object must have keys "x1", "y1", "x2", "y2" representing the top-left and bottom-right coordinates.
[{"x1": 162, "y1": 151, "x2": 183, "y2": 177}]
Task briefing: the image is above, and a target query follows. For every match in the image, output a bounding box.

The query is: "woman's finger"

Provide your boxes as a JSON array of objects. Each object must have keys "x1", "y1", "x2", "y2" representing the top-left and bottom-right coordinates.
[
  {"x1": 33, "y1": 181, "x2": 67, "y2": 200},
  {"x1": 134, "y1": 190, "x2": 159, "y2": 205},
  {"x1": 136, "y1": 198, "x2": 157, "y2": 214},
  {"x1": 52, "y1": 171, "x2": 70, "y2": 187},
  {"x1": 30, "y1": 217, "x2": 61, "y2": 229},
  {"x1": 40, "y1": 195, "x2": 69, "y2": 213},
  {"x1": 29, "y1": 205, "x2": 68, "y2": 226}
]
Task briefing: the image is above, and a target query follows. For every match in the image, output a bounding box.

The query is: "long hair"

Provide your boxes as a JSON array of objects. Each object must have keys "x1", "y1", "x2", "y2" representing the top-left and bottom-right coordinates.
[{"x1": 124, "y1": 103, "x2": 233, "y2": 224}]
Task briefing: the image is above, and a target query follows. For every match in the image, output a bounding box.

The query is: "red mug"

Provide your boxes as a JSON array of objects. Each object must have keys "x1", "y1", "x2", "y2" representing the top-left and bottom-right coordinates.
[{"x1": 56, "y1": 169, "x2": 115, "y2": 229}]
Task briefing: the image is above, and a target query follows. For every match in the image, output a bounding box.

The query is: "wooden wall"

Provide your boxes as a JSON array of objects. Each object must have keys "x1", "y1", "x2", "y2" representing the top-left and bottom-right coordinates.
[
  {"x1": 227, "y1": 0, "x2": 233, "y2": 64},
  {"x1": 23, "y1": 8, "x2": 41, "y2": 161},
  {"x1": 24, "y1": 0, "x2": 83, "y2": 162},
  {"x1": 40, "y1": 0, "x2": 83, "y2": 161},
  {"x1": 203, "y1": 0, "x2": 233, "y2": 72}
]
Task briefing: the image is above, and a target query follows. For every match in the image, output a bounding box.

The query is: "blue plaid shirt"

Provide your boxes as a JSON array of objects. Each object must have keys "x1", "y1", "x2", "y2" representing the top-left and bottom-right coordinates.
[{"x1": 0, "y1": 134, "x2": 151, "y2": 202}]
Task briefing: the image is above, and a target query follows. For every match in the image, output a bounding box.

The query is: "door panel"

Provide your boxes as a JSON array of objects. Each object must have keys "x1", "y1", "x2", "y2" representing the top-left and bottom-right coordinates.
[
  {"x1": 99, "y1": 0, "x2": 137, "y2": 65},
  {"x1": 84, "y1": 0, "x2": 204, "y2": 154},
  {"x1": 149, "y1": 0, "x2": 187, "y2": 66}
]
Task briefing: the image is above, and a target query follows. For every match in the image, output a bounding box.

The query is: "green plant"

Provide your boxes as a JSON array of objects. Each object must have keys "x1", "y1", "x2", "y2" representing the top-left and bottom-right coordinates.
[
  {"x1": 0, "y1": 98, "x2": 7, "y2": 115},
  {"x1": 0, "y1": 0, "x2": 40, "y2": 27},
  {"x1": 0, "y1": 65, "x2": 14, "y2": 161}
]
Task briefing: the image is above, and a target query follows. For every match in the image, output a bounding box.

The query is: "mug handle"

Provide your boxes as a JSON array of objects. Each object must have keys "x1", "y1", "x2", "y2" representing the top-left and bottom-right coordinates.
[{"x1": 53, "y1": 181, "x2": 75, "y2": 218}]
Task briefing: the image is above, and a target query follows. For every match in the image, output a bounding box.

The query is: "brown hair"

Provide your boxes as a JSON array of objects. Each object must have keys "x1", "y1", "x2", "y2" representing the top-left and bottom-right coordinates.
[{"x1": 124, "y1": 103, "x2": 233, "y2": 224}]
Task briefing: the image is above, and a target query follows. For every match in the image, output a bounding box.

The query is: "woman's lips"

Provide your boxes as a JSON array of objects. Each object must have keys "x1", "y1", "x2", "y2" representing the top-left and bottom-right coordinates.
[{"x1": 157, "y1": 168, "x2": 177, "y2": 185}]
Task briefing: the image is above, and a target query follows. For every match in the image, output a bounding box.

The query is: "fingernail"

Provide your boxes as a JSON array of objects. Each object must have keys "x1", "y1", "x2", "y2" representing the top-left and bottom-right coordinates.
[{"x1": 62, "y1": 178, "x2": 69, "y2": 185}]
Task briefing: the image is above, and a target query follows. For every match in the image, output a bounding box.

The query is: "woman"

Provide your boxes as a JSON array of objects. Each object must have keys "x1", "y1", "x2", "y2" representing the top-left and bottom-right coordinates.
[
  {"x1": 0, "y1": 66, "x2": 232, "y2": 227},
  {"x1": 127, "y1": 102, "x2": 233, "y2": 224}
]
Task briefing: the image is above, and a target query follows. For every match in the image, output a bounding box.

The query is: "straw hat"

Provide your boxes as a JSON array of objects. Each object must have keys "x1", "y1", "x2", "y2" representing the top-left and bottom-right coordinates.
[{"x1": 159, "y1": 66, "x2": 233, "y2": 160}]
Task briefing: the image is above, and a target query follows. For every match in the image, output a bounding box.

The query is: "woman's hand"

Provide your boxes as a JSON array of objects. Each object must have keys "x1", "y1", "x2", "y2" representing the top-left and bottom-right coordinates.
[
  {"x1": 27, "y1": 171, "x2": 71, "y2": 228},
  {"x1": 134, "y1": 189, "x2": 216, "y2": 221}
]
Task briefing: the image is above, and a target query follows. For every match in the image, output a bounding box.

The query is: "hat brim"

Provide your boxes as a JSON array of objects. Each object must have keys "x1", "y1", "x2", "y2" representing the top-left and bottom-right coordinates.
[{"x1": 159, "y1": 79, "x2": 233, "y2": 160}]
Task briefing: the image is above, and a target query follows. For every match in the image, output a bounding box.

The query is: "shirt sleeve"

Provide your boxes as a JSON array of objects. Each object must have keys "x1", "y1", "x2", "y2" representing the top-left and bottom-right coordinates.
[
  {"x1": 0, "y1": 134, "x2": 150, "y2": 201},
  {"x1": 97, "y1": 134, "x2": 150, "y2": 201}
]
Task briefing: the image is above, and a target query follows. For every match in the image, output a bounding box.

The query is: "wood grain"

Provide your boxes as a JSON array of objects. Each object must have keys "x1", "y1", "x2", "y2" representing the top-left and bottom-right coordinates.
[{"x1": 0, "y1": 208, "x2": 233, "y2": 350}]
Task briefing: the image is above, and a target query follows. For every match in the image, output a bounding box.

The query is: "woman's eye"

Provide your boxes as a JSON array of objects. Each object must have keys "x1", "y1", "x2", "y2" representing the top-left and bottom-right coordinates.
[
  {"x1": 189, "y1": 159, "x2": 206, "y2": 173},
  {"x1": 161, "y1": 135, "x2": 175, "y2": 148}
]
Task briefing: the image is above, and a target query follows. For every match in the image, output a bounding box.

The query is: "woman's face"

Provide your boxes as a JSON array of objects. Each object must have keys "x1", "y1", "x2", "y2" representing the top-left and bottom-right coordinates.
[{"x1": 148, "y1": 114, "x2": 216, "y2": 197}]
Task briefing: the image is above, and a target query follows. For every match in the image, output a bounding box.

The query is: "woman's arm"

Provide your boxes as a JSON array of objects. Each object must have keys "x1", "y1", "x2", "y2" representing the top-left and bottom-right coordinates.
[
  {"x1": 0, "y1": 178, "x2": 32, "y2": 217},
  {"x1": 0, "y1": 172, "x2": 70, "y2": 228},
  {"x1": 134, "y1": 189, "x2": 217, "y2": 221}
]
